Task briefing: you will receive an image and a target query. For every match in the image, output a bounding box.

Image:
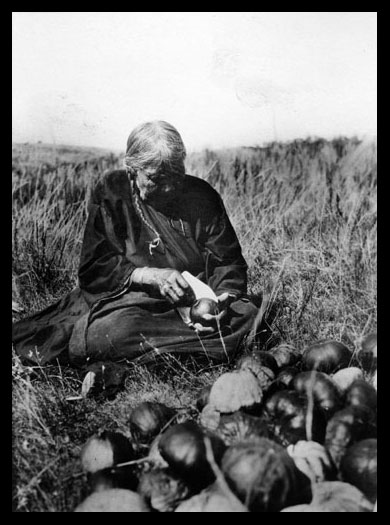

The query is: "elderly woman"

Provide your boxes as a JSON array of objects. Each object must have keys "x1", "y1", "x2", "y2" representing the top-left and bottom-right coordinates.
[{"x1": 13, "y1": 121, "x2": 259, "y2": 369}]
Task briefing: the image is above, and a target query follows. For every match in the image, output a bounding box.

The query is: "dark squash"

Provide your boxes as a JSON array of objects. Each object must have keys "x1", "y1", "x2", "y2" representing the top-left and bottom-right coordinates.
[
  {"x1": 262, "y1": 379, "x2": 289, "y2": 401},
  {"x1": 292, "y1": 371, "x2": 343, "y2": 418},
  {"x1": 237, "y1": 351, "x2": 279, "y2": 375},
  {"x1": 221, "y1": 439, "x2": 312, "y2": 512},
  {"x1": 357, "y1": 332, "x2": 377, "y2": 372},
  {"x1": 272, "y1": 403, "x2": 327, "y2": 446},
  {"x1": 88, "y1": 464, "x2": 139, "y2": 493},
  {"x1": 129, "y1": 402, "x2": 177, "y2": 445},
  {"x1": 268, "y1": 343, "x2": 301, "y2": 368},
  {"x1": 190, "y1": 298, "x2": 219, "y2": 326},
  {"x1": 325, "y1": 419, "x2": 355, "y2": 470},
  {"x1": 302, "y1": 340, "x2": 352, "y2": 374},
  {"x1": 325, "y1": 406, "x2": 377, "y2": 469},
  {"x1": 264, "y1": 390, "x2": 305, "y2": 420},
  {"x1": 158, "y1": 421, "x2": 226, "y2": 491},
  {"x1": 275, "y1": 366, "x2": 300, "y2": 389},
  {"x1": 262, "y1": 366, "x2": 299, "y2": 401},
  {"x1": 81, "y1": 362, "x2": 128, "y2": 400},
  {"x1": 340, "y1": 439, "x2": 377, "y2": 503},
  {"x1": 328, "y1": 405, "x2": 377, "y2": 438},
  {"x1": 80, "y1": 431, "x2": 135, "y2": 474},
  {"x1": 345, "y1": 379, "x2": 377, "y2": 413},
  {"x1": 215, "y1": 411, "x2": 270, "y2": 446}
]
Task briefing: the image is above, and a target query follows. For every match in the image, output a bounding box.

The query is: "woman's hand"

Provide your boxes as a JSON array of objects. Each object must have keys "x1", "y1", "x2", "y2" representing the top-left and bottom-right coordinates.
[
  {"x1": 191, "y1": 309, "x2": 226, "y2": 334},
  {"x1": 216, "y1": 292, "x2": 236, "y2": 310},
  {"x1": 131, "y1": 267, "x2": 194, "y2": 305},
  {"x1": 192, "y1": 292, "x2": 236, "y2": 334}
]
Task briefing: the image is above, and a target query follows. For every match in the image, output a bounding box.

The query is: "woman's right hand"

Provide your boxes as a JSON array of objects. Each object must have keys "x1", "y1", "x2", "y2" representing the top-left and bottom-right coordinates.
[{"x1": 131, "y1": 267, "x2": 194, "y2": 305}]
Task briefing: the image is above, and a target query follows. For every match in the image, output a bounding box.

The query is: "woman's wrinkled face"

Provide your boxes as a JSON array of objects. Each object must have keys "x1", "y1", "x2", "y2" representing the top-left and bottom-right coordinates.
[{"x1": 135, "y1": 169, "x2": 183, "y2": 202}]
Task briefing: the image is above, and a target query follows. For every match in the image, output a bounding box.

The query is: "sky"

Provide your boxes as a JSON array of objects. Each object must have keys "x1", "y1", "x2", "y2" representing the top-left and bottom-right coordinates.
[{"x1": 12, "y1": 12, "x2": 377, "y2": 152}]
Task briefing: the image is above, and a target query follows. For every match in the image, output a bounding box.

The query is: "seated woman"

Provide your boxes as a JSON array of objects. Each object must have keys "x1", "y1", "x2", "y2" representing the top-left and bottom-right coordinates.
[{"x1": 12, "y1": 121, "x2": 259, "y2": 370}]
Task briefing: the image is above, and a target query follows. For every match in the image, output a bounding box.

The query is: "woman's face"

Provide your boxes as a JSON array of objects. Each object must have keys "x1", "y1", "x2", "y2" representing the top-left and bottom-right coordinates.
[{"x1": 135, "y1": 169, "x2": 183, "y2": 202}]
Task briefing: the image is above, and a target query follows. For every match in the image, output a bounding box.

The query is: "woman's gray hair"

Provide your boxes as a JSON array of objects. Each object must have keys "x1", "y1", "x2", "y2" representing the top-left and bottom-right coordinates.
[{"x1": 123, "y1": 121, "x2": 186, "y2": 177}]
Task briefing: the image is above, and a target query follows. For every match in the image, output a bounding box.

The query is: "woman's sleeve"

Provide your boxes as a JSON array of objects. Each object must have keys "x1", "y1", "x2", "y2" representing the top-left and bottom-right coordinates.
[
  {"x1": 78, "y1": 179, "x2": 136, "y2": 306},
  {"x1": 202, "y1": 193, "x2": 248, "y2": 297}
]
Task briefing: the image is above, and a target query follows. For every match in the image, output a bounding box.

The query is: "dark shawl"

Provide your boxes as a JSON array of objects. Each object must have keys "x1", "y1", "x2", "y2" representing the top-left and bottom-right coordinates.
[{"x1": 13, "y1": 170, "x2": 250, "y2": 365}]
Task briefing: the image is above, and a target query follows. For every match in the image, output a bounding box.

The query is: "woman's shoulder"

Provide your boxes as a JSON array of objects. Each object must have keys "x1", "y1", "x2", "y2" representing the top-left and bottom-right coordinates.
[
  {"x1": 93, "y1": 169, "x2": 130, "y2": 200},
  {"x1": 102, "y1": 168, "x2": 129, "y2": 188},
  {"x1": 183, "y1": 174, "x2": 221, "y2": 203}
]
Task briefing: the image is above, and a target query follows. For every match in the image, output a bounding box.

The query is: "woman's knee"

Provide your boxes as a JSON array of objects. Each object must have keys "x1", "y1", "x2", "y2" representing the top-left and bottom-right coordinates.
[{"x1": 86, "y1": 312, "x2": 145, "y2": 358}]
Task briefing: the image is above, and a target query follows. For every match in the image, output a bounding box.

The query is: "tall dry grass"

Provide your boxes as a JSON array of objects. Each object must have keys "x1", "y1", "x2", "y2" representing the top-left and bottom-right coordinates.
[
  {"x1": 12, "y1": 146, "x2": 119, "y2": 310},
  {"x1": 13, "y1": 138, "x2": 377, "y2": 347},
  {"x1": 12, "y1": 137, "x2": 377, "y2": 511},
  {"x1": 189, "y1": 138, "x2": 376, "y2": 346}
]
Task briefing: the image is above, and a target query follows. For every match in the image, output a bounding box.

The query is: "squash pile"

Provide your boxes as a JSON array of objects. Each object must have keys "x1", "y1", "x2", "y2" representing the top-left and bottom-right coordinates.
[{"x1": 74, "y1": 336, "x2": 377, "y2": 512}]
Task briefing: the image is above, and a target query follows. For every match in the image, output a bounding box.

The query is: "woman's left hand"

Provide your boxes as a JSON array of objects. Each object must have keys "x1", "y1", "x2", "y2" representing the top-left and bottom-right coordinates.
[
  {"x1": 216, "y1": 292, "x2": 236, "y2": 310},
  {"x1": 192, "y1": 293, "x2": 235, "y2": 334}
]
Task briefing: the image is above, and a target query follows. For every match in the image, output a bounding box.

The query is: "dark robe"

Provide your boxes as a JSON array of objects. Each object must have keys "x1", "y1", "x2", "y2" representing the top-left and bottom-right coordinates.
[{"x1": 12, "y1": 170, "x2": 258, "y2": 367}]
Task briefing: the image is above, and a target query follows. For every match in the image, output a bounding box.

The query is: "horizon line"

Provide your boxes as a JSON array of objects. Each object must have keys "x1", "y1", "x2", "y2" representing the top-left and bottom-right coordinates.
[{"x1": 12, "y1": 132, "x2": 377, "y2": 156}]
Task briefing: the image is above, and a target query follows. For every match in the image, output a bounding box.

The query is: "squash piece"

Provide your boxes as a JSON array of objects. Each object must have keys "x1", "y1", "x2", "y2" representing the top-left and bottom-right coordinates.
[
  {"x1": 80, "y1": 431, "x2": 134, "y2": 474},
  {"x1": 74, "y1": 489, "x2": 150, "y2": 512},
  {"x1": 281, "y1": 481, "x2": 373, "y2": 512},
  {"x1": 332, "y1": 367, "x2": 363, "y2": 392},
  {"x1": 236, "y1": 356, "x2": 275, "y2": 391},
  {"x1": 175, "y1": 482, "x2": 249, "y2": 512},
  {"x1": 138, "y1": 467, "x2": 192, "y2": 512},
  {"x1": 287, "y1": 440, "x2": 337, "y2": 483},
  {"x1": 209, "y1": 370, "x2": 263, "y2": 414}
]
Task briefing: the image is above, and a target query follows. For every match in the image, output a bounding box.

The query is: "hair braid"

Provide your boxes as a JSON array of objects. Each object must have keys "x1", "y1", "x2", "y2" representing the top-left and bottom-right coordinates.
[{"x1": 129, "y1": 173, "x2": 162, "y2": 255}]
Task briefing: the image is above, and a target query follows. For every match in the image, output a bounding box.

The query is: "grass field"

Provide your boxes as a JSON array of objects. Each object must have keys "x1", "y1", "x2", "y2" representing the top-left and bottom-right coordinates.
[{"x1": 12, "y1": 137, "x2": 377, "y2": 512}]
